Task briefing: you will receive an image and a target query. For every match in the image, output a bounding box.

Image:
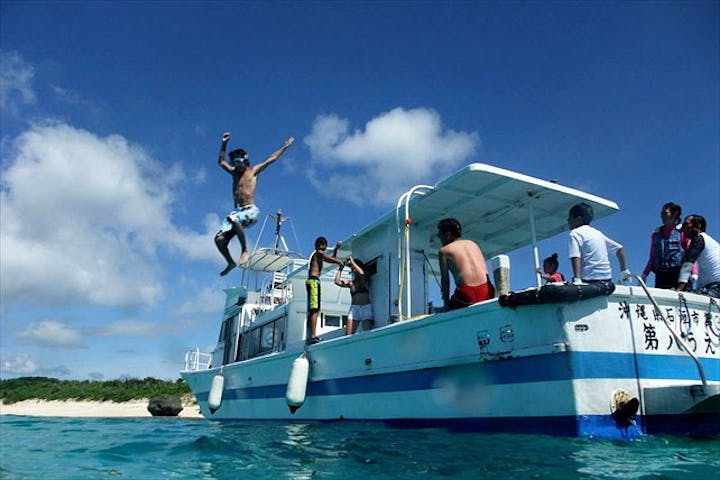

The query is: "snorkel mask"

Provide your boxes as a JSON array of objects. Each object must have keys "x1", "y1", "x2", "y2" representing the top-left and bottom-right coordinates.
[{"x1": 229, "y1": 149, "x2": 249, "y2": 167}]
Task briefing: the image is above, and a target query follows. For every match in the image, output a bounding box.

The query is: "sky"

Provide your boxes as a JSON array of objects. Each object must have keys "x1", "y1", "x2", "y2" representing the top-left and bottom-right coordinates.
[{"x1": 1, "y1": 1, "x2": 718, "y2": 381}]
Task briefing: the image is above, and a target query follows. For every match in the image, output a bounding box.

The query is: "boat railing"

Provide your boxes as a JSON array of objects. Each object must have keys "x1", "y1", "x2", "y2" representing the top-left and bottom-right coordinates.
[
  {"x1": 184, "y1": 348, "x2": 212, "y2": 371},
  {"x1": 633, "y1": 274, "x2": 708, "y2": 392},
  {"x1": 260, "y1": 271, "x2": 292, "y2": 306},
  {"x1": 396, "y1": 184, "x2": 434, "y2": 320}
]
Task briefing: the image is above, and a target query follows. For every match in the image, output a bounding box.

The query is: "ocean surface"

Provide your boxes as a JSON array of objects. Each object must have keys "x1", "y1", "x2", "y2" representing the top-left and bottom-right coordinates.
[{"x1": 1, "y1": 416, "x2": 718, "y2": 480}]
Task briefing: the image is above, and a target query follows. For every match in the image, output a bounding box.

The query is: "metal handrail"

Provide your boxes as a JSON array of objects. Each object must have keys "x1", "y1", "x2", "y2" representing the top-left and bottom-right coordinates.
[
  {"x1": 395, "y1": 185, "x2": 434, "y2": 320},
  {"x1": 184, "y1": 348, "x2": 212, "y2": 371},
  {"x1": 633, "y1": 275, "x2": 707, "y2": 392}
]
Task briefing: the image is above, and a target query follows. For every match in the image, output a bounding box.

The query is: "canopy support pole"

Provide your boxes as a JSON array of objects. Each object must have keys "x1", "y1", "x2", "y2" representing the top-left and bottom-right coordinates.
[{"x1": 528, "y1": 198, "x2": 542, "y2": 288}]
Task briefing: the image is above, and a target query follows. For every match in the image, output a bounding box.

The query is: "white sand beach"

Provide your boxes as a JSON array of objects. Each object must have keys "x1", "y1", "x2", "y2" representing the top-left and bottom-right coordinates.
[{"x1": 0, "y1": 399, "x2": 204, "y2": 418}]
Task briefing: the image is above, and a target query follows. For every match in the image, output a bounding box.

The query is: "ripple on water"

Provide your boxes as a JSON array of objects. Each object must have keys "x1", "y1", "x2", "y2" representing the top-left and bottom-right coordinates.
[{"x1": 1, "y1": 416, "x2": 718, "y2": 480}]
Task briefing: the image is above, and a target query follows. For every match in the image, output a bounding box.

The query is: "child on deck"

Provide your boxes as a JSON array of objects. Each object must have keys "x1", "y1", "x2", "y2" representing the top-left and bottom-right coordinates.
[
  {"x1": 306, "y1": 237, "x2": 344, "y2": 345},
  {"x1": 536, "y1": 253, "x2": 565, "y2": 284}
]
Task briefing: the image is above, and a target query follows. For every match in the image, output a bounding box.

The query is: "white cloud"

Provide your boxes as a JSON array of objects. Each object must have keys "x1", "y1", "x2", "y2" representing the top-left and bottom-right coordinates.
[
  {"x1": 0, "y1": 121, "x2": 217, "y2": 308},
  {"x1": 304, "y1": 107, "x2": 479, "y2": 205},
  {"x1": 97, "y1": 319, "x2": 158, "y2": 337},
  {"x1": 50, "y1": 84, "x2": 102, "y2": 115},
  {"x1": 0, "y1": 51, "x2": 36, "y2": 113},
  {"x1": 1, "y1": 353, "x2": 38, "y2": 375},
  {"x1": 174, "y1": 287, "x2": 225, "y2": 316},
  {"x1": 17, "y1": 320, "x2": 86, "y2": 347}
]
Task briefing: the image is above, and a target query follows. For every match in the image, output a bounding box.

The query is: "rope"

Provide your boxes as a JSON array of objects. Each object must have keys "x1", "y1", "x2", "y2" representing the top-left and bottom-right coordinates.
[{"x1": 422, "y1": 250, "x2": 441, "y2": 290}]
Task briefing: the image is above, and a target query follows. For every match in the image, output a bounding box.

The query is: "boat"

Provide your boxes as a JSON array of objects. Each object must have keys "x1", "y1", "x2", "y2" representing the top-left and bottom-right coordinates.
[{"x1": 182, "y1": 163, "x2": 720, "y2": 438}]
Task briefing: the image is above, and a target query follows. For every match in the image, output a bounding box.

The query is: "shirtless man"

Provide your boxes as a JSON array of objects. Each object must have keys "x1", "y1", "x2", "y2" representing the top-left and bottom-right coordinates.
[
  {"x1": 306, "y1": 237, "x2": 344, "y2": 344},
  {"x1": 437, "y1": 218, "x2": 495, "y2": 310},
  {"x1": 215, "y1": 133, "x2": 294, "y2": 276}
]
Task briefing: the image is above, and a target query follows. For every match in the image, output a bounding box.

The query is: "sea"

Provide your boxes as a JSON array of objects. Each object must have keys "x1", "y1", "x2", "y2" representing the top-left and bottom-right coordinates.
[{"x1": 1, "y1": 416, "x2": 718, "y2": 480}]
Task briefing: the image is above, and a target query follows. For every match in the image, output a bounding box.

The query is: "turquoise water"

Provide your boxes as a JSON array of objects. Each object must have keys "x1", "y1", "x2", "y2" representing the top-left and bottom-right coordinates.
[{"x1": 1, "y1": 416, "x2": 717, "y2": 479}]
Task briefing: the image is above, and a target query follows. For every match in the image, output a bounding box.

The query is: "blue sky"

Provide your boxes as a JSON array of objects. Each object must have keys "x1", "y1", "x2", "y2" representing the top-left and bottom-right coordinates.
[{"x1": 1, "y1": 1, "x2": 718, "y2": 380}]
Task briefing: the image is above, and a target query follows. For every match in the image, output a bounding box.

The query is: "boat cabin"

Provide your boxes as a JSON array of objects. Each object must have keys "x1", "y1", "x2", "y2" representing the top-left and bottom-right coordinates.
[{"x1": 208, "y1": 163, "x2": 620, "y2": 368}]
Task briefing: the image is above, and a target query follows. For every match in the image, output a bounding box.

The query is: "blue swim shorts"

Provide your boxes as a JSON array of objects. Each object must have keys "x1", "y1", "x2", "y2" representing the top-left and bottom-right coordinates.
[{"x1": 219, "y1": 204, "x2": 260, "y2": 233}]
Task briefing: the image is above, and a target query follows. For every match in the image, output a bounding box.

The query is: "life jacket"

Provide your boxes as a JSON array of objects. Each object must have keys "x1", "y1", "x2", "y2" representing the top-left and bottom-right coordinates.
[{"x1": 652, "y1": 227, "x2": 683, "y2": 272}]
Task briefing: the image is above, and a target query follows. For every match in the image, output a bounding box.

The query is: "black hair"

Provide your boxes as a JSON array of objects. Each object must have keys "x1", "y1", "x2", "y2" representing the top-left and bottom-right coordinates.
[
  {"x1": 543, "y1": 253, "x2": 559, "y2": 271},
  {"x1": 661, "y1": 202, "x2": 682, "y2": 224},
  {"x1": 437, "y1": 218, "x2": 462, "y2": 237},
  {"x1": 685, "y1": 214, "x2": 706, "y2": 232},
  {"x1": 314, "y1": 236, "x2": 328, "y2": 249},
  {"x1": 229, "y1": 149, "x2": 247, "y2": 160},
  {"x1": 568, "y1": 203, "x2": 593, "y2": 225}
]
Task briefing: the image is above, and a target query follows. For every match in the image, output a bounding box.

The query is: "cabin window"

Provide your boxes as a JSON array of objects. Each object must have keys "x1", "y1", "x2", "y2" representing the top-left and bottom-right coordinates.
[
  {"x1": 217, "y1": 317, "x2": 229, "y2": 343},
  {"x1": 272, "y1": 318, "x2": 286, "y2": 351},
  {"x1": 238, "y1": 336, "x2": 246, "y2": 360},
  {"x1": 259, "y1": 322, "x2": 274, "y2": 353},
  {"x1": 324, "y1": 314, "x2": 341, "y2": 327},
  {"x1": 321, "y1": 314, "x2": 349, "y2": 328},
  {"x1": 236, "y1": 317, "x2": 286, "y2": 361}
]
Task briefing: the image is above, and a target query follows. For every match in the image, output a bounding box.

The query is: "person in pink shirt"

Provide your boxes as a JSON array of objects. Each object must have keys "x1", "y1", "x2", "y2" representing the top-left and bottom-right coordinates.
[
  {"x1": 536, "y1": 253, "x2": 565, "y2": 284},
  {"x1": 641, "y1": 202, "x2": 695, "y2": 289}
]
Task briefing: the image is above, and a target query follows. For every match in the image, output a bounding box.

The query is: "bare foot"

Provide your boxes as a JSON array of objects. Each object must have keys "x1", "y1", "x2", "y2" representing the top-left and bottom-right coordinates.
[
  {"x1": 239, "y1": 251, "x2": 249, "y2": 265},
  {"x1": 220, "y1": 261, "x2": 237, "y2": 276}
]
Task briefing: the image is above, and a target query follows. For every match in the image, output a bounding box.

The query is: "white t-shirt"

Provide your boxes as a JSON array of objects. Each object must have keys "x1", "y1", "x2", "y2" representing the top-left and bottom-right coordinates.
[
  {"x1": 696, "y1": 232, "x2": 720, "y2": 288},
  {"x1": 568, "y1": 224, "x2": 623, "y2": 281}
]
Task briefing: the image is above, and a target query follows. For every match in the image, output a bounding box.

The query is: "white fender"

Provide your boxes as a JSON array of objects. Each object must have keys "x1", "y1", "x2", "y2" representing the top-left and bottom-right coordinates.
[
  {"x1": 208, "y1": 373, "x2": 225, "y2": 414},
  {"x1": 285, "y1": 354, "x2": 309, "y2": 413}
]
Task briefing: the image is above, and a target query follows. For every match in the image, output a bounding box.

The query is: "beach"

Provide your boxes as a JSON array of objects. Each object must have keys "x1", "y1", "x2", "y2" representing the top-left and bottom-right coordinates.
[{"x1": 0, "y1": 399, "x2": 203, "y2": 418}]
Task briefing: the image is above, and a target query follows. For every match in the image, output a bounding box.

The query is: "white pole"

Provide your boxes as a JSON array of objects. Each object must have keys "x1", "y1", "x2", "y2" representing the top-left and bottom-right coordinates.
[
  {"x1": 528, "y1": 200, "x2": 541, "y2": 288},
  {"x1": 403, "y1": 185, "x2": 433, "y2": 318}
]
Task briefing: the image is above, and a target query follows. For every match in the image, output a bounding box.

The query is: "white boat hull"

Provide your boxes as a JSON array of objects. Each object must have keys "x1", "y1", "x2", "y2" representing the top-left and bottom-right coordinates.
[{"x1": 183, "y1": 287, "x2": 720, "y2": 438}]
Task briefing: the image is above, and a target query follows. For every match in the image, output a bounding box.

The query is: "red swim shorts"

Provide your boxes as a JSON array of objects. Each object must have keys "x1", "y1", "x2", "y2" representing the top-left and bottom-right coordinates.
[{"x1": 449, "y1": 283, "x2": 495, "y2": 309}]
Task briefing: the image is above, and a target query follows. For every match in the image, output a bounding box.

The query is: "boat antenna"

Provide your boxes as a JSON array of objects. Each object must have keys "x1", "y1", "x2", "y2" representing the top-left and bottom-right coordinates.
[{"x1": 273, "y1": 210, "x2": 290, "y2": 254}]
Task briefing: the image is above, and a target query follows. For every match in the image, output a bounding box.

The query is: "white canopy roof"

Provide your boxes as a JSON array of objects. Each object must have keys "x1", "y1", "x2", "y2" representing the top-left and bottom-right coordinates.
[{"x1": 341, "y1": 163, "x2": 619, "y2": 259}]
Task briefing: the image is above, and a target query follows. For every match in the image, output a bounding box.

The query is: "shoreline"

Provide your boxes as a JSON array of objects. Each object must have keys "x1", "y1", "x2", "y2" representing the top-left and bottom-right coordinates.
[{"x1": 0, "y1": 399, "x2": 204, "y2": 418}]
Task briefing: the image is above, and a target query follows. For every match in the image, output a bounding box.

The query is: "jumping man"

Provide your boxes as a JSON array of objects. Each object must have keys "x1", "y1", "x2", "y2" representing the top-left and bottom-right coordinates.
[{"x1": 215, "y1": 132, "x2": 294, "y2": 276}]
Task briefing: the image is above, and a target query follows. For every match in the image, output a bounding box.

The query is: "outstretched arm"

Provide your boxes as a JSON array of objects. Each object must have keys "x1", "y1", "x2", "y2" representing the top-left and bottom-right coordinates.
[
  {"x1": 334, "y1": 266, "x2": 352, "y2": 288},
  {"x1": 218, "y1": 132, "x2": 235, "y2": 173},
  {"x1": 254, "y1": 137, "x2": 295, "y2": 175},
  {"x1": 349, "y1": 257, "x2": 365, "y2": 276},
  {"x1": 319, "y1": 250, "x2": 344, "y2": 267}
]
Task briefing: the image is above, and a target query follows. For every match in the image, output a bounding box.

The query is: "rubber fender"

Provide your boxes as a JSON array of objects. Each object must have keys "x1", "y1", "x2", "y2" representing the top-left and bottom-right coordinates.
[
  {"x1": 208, "y1": 374, "x2": 225, "y2": 414},
  {"x1": 286, "y1": 354, "x2": 309, "y2": 413}
]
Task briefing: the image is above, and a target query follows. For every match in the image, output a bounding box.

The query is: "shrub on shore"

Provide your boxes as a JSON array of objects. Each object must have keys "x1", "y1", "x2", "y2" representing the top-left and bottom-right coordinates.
[{"x1": 0, "y1": 377, "x2": 193, "y2": 404}]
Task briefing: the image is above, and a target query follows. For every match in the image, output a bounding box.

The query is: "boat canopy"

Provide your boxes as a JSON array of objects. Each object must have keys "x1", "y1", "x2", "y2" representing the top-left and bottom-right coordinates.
[
  {"x1": 339, "y1": 163, "x2": 619, "y2": 260},
  {"x1": 245, "y1": 248, "x2": 299, "y2": 272}
]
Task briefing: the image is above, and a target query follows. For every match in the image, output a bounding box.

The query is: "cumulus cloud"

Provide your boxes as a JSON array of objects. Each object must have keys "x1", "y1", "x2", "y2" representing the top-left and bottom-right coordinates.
[
  {"x1": 174, "y1": 287, "x2": 225, "y2": 316},
  {"x1": 304, "y1": 107, "x2": 479, "y2": 205},
  {"x1": 96, "y1": 319, "x2": 159, "y2": 337},
  {"x1": 0, "y1": 121, "x2": 217, "y2": 308},
  {"x1": 0, "y1": 51, "x2": 36, "y2": 113},
  {"x1": 17, "y1": 320, "x2": 86, "y2": 348},
  {"x1": 1, "y1": 353, "x2": 38, "y2": 375}
]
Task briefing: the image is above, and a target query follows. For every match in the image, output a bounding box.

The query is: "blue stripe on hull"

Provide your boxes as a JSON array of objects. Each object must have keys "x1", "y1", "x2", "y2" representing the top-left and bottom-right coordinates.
[
  {"x1": 644, "y1": 413, "x2": 720, "y2": 437},
  {"x1": 194, "y1": 413, "x2": 719, "y2": 439},
  {"x1": 195, "y1": 351, "x2": 720, "y2": 402},
  {"x1": 382, "y1": 415, "x2": 643, "y2": 439},
  {"x1": 382, "y1": 413, "x2": 719, "y2": 438}
]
